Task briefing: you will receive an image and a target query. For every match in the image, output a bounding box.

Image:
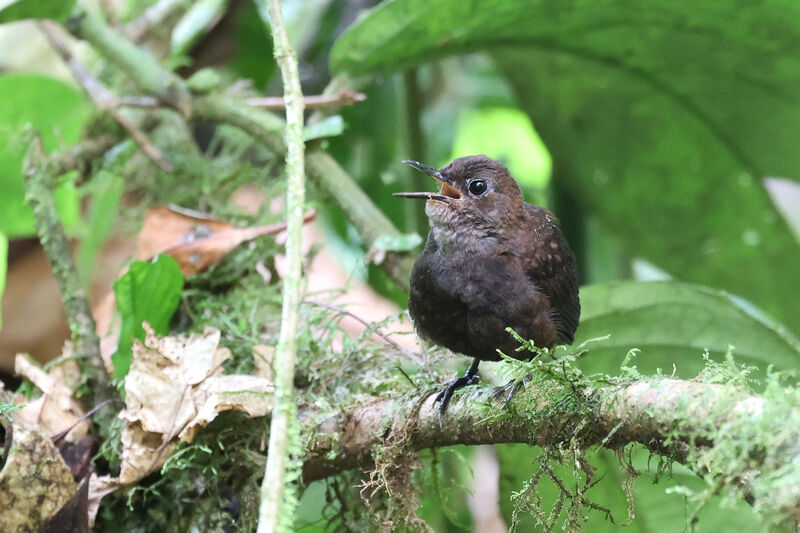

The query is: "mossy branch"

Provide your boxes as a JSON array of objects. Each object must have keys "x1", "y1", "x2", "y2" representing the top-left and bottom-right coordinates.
[
  {"x1": 257, "y1": 0, "x2": 306, "y2": 531},
  {"x1": 302, "y1": 376, "x2": 800, "y2": 525},
  {"x1": 22, "y1": 129, "x2": 115, "y2": 409}
]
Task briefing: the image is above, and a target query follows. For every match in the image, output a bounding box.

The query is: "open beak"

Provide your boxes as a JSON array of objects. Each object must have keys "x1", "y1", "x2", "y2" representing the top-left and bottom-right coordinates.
[{"x1": 393, "y1": 160, "x2": 461, "y2": 201}]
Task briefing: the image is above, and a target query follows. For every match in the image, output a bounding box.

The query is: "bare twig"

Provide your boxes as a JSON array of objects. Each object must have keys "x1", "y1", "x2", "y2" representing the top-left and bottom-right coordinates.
[
  {"x1": 305, "y1": 300, "x2": 424, "y2": 366},
  {"x1": 22, "y1": 130, "x2": 116, "y2": 412},
  {"x1": 258, "y1": 0, "x2": 307, "y2": 531},
  {"x1": 39, "y1": 21, "x2": 173, "y2": 172},
  {"x1": 246, "y1": 90, "x2": 366, "y2": 110}
]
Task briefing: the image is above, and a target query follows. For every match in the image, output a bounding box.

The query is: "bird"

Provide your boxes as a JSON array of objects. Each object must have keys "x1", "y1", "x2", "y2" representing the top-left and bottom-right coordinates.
[{"x1": 394, "y1": 155, "x2": 580, "y2": 419}]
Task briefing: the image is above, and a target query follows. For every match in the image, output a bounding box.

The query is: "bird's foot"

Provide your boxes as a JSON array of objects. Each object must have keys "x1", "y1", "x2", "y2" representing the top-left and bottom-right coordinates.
[
  {"x1": 433, "y1": 373, "x2": 480, "y2": 422},
  {"x1": 492, "y1": 375, "x2": 532, "y2": 409}
]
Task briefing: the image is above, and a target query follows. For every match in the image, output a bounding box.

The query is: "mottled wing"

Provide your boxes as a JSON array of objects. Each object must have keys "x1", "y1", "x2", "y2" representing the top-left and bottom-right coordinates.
[{"x1": 519, "y1": 204, "x2": 581, "y2": 344}]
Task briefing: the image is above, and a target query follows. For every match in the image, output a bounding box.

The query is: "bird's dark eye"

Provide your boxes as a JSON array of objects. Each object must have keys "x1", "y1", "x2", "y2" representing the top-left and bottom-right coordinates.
[{"x1": 468, "y1": 179, "x2": 488, "y2": 196}]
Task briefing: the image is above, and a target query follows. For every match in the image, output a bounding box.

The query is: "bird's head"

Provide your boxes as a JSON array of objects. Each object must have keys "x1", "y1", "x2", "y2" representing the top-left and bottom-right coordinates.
[{"x1": 394, "y1": 155, "x2": 523, "y2": 236}]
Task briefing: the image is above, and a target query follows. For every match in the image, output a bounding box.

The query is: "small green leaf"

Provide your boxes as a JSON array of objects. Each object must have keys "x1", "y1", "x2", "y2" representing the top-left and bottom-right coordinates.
[
  {"x1": 574, "y1": 281, "x2": 800, "y2": 381},
  {"x1": 0, "y1": 230, "x2": 6, "y2": 330},
  {"x1": 0, "y1": 0, "x2": 76, "y2": 23},
  {"x1": 186, "y1": 68, "x2": 222, "y2": 94},
  {"x1": 0, "y1": 74, "x2": 89, "y2": 237},
  {"x1": 373, "y1": 232, "x2": 423, "y2": 252},
  {"x1": 0, "y1": 401, "x2": 22, "y2": 415},
  {"x1": 303, "y1": 115, "x2": 344, "y2": 141},
  {"x1": 171, "y1": 0, "x2": 229, "y2": 56},
  {"x1": 112, "y1": 254, "x2": 184, "y2": 380}
]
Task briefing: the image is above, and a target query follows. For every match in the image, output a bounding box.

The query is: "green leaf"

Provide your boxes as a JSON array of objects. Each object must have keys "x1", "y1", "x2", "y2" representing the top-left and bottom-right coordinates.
[
  {"x1": 0, "y1": 230, "x2": 6, "y2": 330},
  {"x1": 373, "y1": 232, "x2": 423, "y2": 252},
  {"x1": 0, "y1": 401, "x2": 22, "y2": 415},
  {"x1": 574, "y1": 281, "x2": 800, "y2": 381},
  {"x1": 171, "y1": 0, "x2": 229, "y2": 56},
  {"x1": 330, "y1": 0, "x2": 800, "y2": 333},
  {"x1": 112, "y1": 254, "x2": 184, "y2": 380},
  {"x1": 303, "y1": 115, "x2": 344, "y2": 141},
  {"x1": 0, "y1": 74, "x2": 89, "y2": 237},
  {"x1": 0, "y1": 0, "x2": 75, "y2": 22}
]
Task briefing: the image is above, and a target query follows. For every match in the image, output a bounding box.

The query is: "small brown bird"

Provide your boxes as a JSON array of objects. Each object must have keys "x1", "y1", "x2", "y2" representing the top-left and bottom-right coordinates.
[{"x1": 394, "y1": 155, "x2": 580, "y2": 417}]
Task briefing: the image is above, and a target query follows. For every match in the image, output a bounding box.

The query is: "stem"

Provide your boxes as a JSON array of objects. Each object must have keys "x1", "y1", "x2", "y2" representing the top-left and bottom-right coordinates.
[
  {"x1": 258, "y1": 0, "x2": 306, "y2": 531},
  {"x1": 22, "y1": 130, "x2": 114, "y2": 410},
  {"x1": 66, "y1": 7, "x2": 192, "y2": 116}
]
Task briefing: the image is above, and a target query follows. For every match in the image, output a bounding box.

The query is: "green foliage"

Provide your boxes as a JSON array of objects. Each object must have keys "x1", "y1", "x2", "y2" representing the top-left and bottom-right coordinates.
[
  {"x1": 0, "y1": 401, "x2": 22, "y2": 416},
  {"x1": 0, "y1": 0, "x2": 75, "y2": 22},
  {"x1": 0, "y1": 74, "x2": 88, "y2": 237},
  {"x1": 77, "y1": 171, "x2": 125, "y2": 287},
  {"x1": 451, "y1": 107, "x2": 551, "y2": 190},
  {"x1": 111, "y1": 254, "x2": 184, "y2": 380},
  {"x1": 575, "y1": 281, "x2": 800, "y2": 383},
  {"x1": 0, "y1": 230, "x2": 6, "y2": 329},
  {"x1": 330, "y1": 0, "x2": 800, "y2": 333}
]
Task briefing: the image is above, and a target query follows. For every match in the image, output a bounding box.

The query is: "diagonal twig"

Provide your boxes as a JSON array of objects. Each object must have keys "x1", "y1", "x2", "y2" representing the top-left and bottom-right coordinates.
[
  {"x1": 305, "y1": 300, "x2": 423, "y2": 366},
  {"x1": 39, "y1": 20, "x2": 173, "y2": 171}
]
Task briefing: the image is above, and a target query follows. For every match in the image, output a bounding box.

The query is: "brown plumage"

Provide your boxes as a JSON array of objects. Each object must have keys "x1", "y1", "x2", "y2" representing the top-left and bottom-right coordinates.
[{"x1": 394, "y1": 155, "x2": 580, "y2": 417}]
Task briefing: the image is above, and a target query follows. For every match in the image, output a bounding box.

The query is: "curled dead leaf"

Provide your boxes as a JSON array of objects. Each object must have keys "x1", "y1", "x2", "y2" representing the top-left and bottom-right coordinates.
[
  {"x1": 13, "y1": 351, "x2": 88, "y2": 442},
  {"x1": 95, "y1": 326, "x2": 273, "y2": 499},
  {"x1": 136, "y1": 205, "x2": 316, "y2": 275}
]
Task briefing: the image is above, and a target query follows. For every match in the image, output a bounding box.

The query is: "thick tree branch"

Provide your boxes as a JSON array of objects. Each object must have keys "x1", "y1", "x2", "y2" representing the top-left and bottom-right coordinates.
[{"x1": 302, "y1": 375, "x2": 800, "y2": 523}]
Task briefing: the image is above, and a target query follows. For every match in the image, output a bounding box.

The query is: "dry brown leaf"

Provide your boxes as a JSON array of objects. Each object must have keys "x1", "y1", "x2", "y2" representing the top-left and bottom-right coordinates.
[
  {"x1": 0, "y1": 422, "x2": 77, "y2": 531},
  {"x1": 13, "y1": 352, "x2": 88, "y2": 441},
  {"x1": 121, "y1": 325, "x2": 231, "y2": 438},
  {"x1": 179, "y1": 374, "x2": 274, "y2": 441},
  {"x1": 135, "y1": 205, "x2": 316, "y2": 275},
  {"x1": 99, "y1": 326, "x2": 273, "y2": 494}
]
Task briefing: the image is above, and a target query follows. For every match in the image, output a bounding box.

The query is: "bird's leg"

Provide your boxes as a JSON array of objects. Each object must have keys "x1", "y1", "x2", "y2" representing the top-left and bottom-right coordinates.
[
  {"x1": 492, "y1": 375, "x2": 532, "y2": 408},
  {"x1": 434, "y1": 358, "x2": 481, "y2": 420}
]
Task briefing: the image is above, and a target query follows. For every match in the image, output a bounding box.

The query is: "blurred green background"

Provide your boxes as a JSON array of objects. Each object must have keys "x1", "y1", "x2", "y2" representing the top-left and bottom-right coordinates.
[{"x1": 1, "y1": 0, "x2": 800, "y2": 531}]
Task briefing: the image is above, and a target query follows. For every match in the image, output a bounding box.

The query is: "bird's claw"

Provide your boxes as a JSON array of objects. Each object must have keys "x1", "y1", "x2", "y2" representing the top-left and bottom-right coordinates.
[
  {"x1": 492, "y1": 375, "x2": 531, "y2": 409},
  {"x1": 434, "y1": 374, "x2": 480, "y2": 423}
]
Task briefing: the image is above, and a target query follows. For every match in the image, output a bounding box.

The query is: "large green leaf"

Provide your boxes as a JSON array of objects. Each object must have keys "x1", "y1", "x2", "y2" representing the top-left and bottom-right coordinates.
[
  {"x1": 330, "y1": 0, "x2": 800, "y2": 333},
  {"x1": 0, "y1": 74, "x2": 88, "y2": 237},
  {"x1": 0, "y1": 0, "x2": 75, "y2": 22},
  {"x1": 112, "y1": 254, "x2": 184, "y2": 380},
  {"x1": 574, "y1": 281, "x2": 800, "y2": 380}
]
